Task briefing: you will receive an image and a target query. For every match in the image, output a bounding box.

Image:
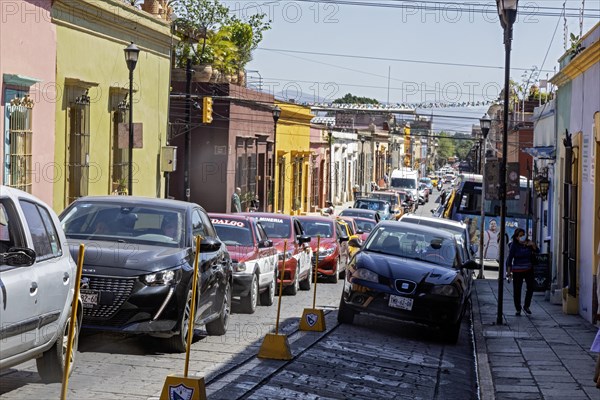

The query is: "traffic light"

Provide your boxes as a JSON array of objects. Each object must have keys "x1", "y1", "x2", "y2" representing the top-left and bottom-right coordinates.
[{"x1": 202, "y1": 97, "x2": 213, "y2": 124}]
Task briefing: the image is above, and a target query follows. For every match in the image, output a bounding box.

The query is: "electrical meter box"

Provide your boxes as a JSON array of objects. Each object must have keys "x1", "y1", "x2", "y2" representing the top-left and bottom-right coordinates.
[{"x1": 161, "y1": 146, "x2": 177, "y2": 172}]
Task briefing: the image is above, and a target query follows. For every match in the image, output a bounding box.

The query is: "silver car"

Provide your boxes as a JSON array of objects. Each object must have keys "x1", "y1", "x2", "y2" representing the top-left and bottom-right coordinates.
[{"x1": 0, "y1": 186, "x2": 81, "y2": 382}]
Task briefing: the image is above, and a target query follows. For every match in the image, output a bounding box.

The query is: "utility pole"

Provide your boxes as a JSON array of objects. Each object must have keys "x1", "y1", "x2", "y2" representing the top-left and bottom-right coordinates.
[{"x1": 184, "y1": 57, "x2": 192, "y2": 202}]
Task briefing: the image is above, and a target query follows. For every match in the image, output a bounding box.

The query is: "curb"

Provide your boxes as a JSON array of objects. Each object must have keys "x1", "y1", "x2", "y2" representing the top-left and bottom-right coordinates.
[{"x1": 471, "y1": 283, "x2": 495, "y2": 400}]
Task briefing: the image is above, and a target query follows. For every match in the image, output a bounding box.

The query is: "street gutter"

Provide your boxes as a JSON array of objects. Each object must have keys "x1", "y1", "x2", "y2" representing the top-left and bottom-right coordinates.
[{"x1": 471, "y1": 284, "x2": 495, "y2": 400}]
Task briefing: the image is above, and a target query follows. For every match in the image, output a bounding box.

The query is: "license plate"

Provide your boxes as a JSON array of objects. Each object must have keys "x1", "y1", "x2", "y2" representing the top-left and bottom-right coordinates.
[
  {"x1": 389, "y1": 295, "x2": 413, "y2": 311},
  {"x1": 80, "y1": 289, "x2": 99, "y2": 308}
]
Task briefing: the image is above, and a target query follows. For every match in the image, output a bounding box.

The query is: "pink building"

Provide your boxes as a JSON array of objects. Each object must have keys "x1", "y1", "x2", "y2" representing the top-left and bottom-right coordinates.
[
  {"x1": 1, "y1": 0, "x2": 56, "y2": 205},
  {"x1": 309, "y1": 120, "x2": 329, "y2": 211}
]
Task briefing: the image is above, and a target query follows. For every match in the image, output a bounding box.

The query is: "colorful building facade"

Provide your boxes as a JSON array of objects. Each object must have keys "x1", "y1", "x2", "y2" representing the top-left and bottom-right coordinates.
[
  {"x1": 1, "y1": 0, "x2": 56, "y2": 204},
  {"x1": 274, "y1": 102, "x2": 313, "y2": 215},
  {"x1": 550, "y1": 21, "x2": 600, "y2": 322},
  {"x1": 51, "y1": 0, "x2": 172, "y2": 211}
]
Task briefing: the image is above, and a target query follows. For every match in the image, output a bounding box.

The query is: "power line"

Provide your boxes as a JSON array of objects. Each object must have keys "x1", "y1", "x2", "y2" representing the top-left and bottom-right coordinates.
[{"x1": 257, "y1": 47, "x2": 556, "y2": 74}]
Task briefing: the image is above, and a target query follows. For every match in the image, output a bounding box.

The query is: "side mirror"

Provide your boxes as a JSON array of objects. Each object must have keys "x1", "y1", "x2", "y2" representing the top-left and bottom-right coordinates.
[
  {"x1": 258, "y1": 239, "x2": 273, "y2": 248},
  {"x1": 200, "y1": 237, "x2": 222, "y2": 252},
  {"x1": 348, "y1": 238, "x2": 362, "y2": 248},
  {"x1": 355, "y1": 229, "x2": 364, "y2": 235},
  {"x1": 2, "y1": 247, "x2": 36, "y2": 267},
  {"x1": 297, "y1": 235, "x2": 311, "y2": 244},
  {"x1": 339, "y1": 235, "x2": 350, "y2": 243},
  {"x1": 462, "y1": 260, "x2": 480, "y2": 270}
]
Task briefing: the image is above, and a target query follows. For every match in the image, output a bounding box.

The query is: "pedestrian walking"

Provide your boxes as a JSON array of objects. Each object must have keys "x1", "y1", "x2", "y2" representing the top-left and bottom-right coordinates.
[
  {"x1": 231, "y1": 187, "x2": 242, "y2": 213},
  {"x1": 506, "y1": 228, "x2": 539, "y2": 316}
]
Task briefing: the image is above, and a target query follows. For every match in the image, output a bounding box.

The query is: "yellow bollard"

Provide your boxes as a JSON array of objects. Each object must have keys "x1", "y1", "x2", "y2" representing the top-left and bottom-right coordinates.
[
  {"x1": 300, "y1": 235, "x2": 326, "y2": 332},
  {"x1": 160, "y1": 235, "x2": 207, "y2": 400},
  {"x1": 61, "y1": 244, "x2": 85, "y2": 400},
  {"x1": 258, "y1": 240, "x2": 293, "y2": 360}
]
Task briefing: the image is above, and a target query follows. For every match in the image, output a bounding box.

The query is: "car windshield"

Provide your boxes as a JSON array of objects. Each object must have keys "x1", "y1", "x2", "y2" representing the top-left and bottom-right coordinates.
[
  {"x1": 255, "y1": 216, "x2": 291, "y2": 238},
  {"x1": 402, "y1": 218, "x2": 464, "y2": 236},
  {"x1": 60, "y1": 202, "x2": 185, "y2": 247},
  {"x1": 300, "y1": 220, "x2": 334, "y2": 238},
  {"x1": 364, "y1": 226, "x2": 457, "y2": 268},
  {"x1": 354, "y1": 219, "x2": 376, "y2": 232},
  {"x1": 212, "y1": 219, "x2": 253, "y2": 246},
  {"x1": 370, "y1": 194, "x2": 398, "y2": 206},
  {"x1": 340, "y1": 209, "x2": 376, "y2": 220},
  {"x1": 354, "y1": 200, "x2": 388, "y2": 212},
  {"x1": 391, "y1": 178, "x2": 416, "y2": 189}
]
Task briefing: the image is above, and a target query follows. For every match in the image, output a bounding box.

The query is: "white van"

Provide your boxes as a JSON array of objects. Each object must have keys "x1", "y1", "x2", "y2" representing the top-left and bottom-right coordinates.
[{"x1": 390, "y1": 169, "x2": 419, "y2": 208}]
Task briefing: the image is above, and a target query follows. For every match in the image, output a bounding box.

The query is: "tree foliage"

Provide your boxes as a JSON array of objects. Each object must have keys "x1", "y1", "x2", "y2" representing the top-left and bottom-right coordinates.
[{"x1": 333, "y1": 93, "x2": 380, "y2": 105}]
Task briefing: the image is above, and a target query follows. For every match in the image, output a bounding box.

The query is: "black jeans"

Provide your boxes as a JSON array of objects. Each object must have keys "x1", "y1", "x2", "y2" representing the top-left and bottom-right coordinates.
[{"x1": 513, "y1": 268, "x2": 535, "y2": 311}]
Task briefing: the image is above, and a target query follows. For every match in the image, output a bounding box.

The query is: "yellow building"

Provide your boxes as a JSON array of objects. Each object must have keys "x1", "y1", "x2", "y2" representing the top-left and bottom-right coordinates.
[
  {"x1": 51, "y1": 0, "x2": 172, "y2": 212},
  {"x1": 274, "y1": 102, "x2": 313, "y2": 215}
]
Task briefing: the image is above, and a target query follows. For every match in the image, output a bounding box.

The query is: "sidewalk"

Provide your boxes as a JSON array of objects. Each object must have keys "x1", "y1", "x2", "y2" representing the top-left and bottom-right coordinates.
[{"x1": 472, "y1": 279, "x2": 599, "y2": 400}]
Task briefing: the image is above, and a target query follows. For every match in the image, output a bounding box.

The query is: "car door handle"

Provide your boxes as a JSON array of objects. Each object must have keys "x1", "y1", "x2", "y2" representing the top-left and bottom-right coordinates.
[
  {"x1": 63, "y1": 272, "x2": 70, "y2": 283},
  {"x1": 30, "y1": 282, "x2": 38, "y2": 294}
]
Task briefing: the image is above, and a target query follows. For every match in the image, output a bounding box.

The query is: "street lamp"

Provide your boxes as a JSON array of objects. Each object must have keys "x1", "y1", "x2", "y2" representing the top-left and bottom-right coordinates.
[
  {"x1": 272, "y1": 105, "x2": 281, "y2": 211},
  {"x1": 478, "y1": 114, "x2": 491, "y2": 279},
  {"x1": 496, "y1": 0, "x2": 519, "y2": 325},
  {"x1": 124, "y1": 42, "x2": 140, "y2": 195}
]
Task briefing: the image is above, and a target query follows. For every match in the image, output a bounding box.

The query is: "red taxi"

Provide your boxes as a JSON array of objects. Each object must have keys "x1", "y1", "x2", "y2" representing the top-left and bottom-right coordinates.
[
  {"x1": 209, "y1": 214, "x2": 278, "y2": 313},
  {"x1": 240, "y1": 213, "x2": 312, "y2": 295},
  {"x1": 297, "y1": 216, "x2": 350, "y2": 283}
]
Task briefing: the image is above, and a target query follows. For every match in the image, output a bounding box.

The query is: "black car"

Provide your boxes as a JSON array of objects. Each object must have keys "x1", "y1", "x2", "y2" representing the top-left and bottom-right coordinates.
[
  {"x1": 59, "y1": 196, "x2": 232, "y2": 352},
  {"x1": 338, "y1": 221, "x2": 478, "y2": 343}
]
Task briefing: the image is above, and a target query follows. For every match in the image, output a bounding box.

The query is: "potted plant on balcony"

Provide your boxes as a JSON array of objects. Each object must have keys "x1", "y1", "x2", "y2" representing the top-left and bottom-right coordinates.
[
  {"x1": 172, "y1": 0, "x2": 231, "y2": 82},
  {"x1": 229, "y1": 16, "x2": 271, "y2": 85}
]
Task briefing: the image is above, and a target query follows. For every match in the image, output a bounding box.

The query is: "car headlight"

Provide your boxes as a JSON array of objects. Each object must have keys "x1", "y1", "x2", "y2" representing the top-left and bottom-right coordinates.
[
  {"x1": 353, "y1": 268, "x2": 378, "y2": 283},
  {"x1": 318, "y1": 247, "x2": 335, "y2": 257},
  {"x1": 234, "y1": 262, "x2": 246, "y2": 272},
  {"x1": 142, "y1": 267, "x2": 182, "y2": 286},
  {"x1": 278, "y1": 250, "x2": 293, "y2": 261},
  {"x1": 430, "y1": 285, "x2": 459, "y2": 297}
]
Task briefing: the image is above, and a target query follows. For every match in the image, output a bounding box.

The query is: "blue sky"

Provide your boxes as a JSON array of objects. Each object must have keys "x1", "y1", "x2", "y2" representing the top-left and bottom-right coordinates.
[{"x1": 223, "y1": 1, "x2": 599, "y2": 132}]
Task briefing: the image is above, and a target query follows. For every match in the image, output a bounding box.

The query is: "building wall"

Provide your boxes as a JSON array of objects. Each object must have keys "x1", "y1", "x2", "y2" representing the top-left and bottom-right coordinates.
[
  {"x1": 52, "y1": 0, "x2": 171, "y2": 212},
  {"x1": 275, "y1": 102, "x2": 312, "y2": 215},
  {"x1": 0, "y1": 0, "x2": 56, "y2": 205},
  {"x1": 309, "y1": 125, "x2": 327, "y2": 210}
]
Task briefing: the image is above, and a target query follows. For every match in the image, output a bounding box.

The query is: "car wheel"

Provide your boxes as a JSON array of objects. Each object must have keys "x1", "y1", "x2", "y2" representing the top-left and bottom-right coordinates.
[
  {"x1": 36, "y1": 312, "x2": 79, "y2": 383},
  {"x1": 206, "y1": 280, "x2": 231, "y2": 336},
  {"x1": 330, "y1": 258, "x2": 339, "y2": 283},
  {"x1": 240, "y1": 273, "x2": 259, "y2": 314},
  {"x1": 285, "y1": 271, "x2": 299, "y2": 295},
  {"x1": 260, "y1": 271, "x2": 276, "y2": 306},
  {"x1": 163, "y1": 288, "x2": 194, "y2": 353},
  {"x1": 337, "y1": 296, "x2": 355, "y2": 324}
]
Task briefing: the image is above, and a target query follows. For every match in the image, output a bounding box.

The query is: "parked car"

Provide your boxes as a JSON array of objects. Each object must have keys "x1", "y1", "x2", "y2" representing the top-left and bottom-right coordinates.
[
  {"x1": 352, "y1": 198, "x2": 392, "y2": 220},
  {"x1": 420, "y1": 177, "x2": 434, "y2": 192},
  {"x1": 59, "y1": 196, "x2": 232, "y2": 353},
  {"x1": 338, "y1": 221, "x2": 478, "y2": 343},
  {"x1": 241, "y1": 213, "x2": 312, "y2": 295},
  {"x1": 337, "y1": 216, "x2": 364, "y2": 259},
  {"x1": 209, "y1": 213, "x2": 278, "y2": 313},
  {"x1": 399, "y1": 214, "x2": 477, "y2": 261},
  {"x1": 338, "y1": 208, "x2": 381, "y2": 224},
  {"x1": 351, "y1": 217, "x2": 377, "y2": 242},
  {"x1": 1, "y1": 186, "x2": 82, "y2": 382},
  {"x1": 298, "y1": 216, "x2": 349, "y2": 283},
  {"x1": 369, "y1": 191, "x2": 403, "y2": 219}
]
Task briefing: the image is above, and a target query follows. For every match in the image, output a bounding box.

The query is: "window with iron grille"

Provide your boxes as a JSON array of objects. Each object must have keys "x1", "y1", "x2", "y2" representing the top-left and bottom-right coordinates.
[
  {"x1": 312, "y1": 165, "x2": 319, "y2": 208},
  {"x1": 66, "y1": 90, "x2": 91, "y2": 204},
  {"x1": 111, "y1": 94, "x2": 129, "y2": 194},
  {"x1": 4, "y1": 92, "x2": 33, "y2": 192}
]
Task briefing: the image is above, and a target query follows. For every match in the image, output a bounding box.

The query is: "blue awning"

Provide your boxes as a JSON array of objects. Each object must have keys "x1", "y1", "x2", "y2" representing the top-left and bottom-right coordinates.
[{"x1": 523, "y1": 146, "x2": 556, "y2": 159}]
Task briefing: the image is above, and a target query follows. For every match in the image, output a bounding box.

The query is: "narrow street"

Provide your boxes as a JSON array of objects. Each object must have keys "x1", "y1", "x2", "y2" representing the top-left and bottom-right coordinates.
[{"x1": 0, "y1": 197, "x2": 478, "y2": 400}]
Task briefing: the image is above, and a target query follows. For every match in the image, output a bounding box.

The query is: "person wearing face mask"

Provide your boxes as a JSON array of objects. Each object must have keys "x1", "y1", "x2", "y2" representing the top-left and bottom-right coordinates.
[{"x1": 506, "y1": 228, "x2": 539, "y2": 316}]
